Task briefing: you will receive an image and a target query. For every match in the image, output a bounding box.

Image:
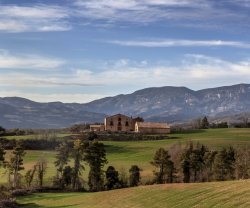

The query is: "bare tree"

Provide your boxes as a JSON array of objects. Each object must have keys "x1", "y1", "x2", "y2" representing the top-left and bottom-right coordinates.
[{"x1": 36, "y1": 158, "x2": 48, "y2": 188}]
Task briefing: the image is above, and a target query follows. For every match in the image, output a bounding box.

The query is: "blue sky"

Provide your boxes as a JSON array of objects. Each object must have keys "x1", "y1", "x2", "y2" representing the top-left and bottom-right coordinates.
[{"x1": 0, "y1": 0, "x2": 250, "y2": 103}]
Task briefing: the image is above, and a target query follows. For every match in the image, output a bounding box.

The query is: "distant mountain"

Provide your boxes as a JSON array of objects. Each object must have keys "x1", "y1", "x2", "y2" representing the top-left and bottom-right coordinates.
[
  {"x1": 0, "y1": 84, "x2": 250, "y2": 128},
  {"x1": 0, "y1": 97, "x2": 106, "y2": 128},
  {"x1": 82, "y1": 84, "x2": 250, "y2": 122}
]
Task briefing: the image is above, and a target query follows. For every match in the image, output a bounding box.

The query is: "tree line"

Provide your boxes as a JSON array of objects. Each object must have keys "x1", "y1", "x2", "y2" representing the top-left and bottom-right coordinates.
[{"x1": 151, "y1": 142, "x2": 250, "y2": 184}]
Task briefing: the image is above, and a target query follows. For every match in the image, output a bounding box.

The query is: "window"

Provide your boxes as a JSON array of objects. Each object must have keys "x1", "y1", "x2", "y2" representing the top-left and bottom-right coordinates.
[
  {"x1": 125, "y1": 121, "x2": 129, "y2": 126},
  {"x1": 118, "y1": 117, "x2": 121, "y2": 121},
  {"x1": 118, "y1": 121, "x2": 121, "y2": 126},
  {"x1": 110, "y1": 121, "x2": 113, "y2": 126}
]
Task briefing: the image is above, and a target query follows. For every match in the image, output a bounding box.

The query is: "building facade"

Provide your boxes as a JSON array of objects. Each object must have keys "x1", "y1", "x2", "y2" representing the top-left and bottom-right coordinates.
[
  {"x1": 89, "y1": 113, "x2": 171, "y2": 134},
  {"x1": 135, "y1": 122, "x2": 171, "y2": 134},
  {"x1": 104, "y1": 114, "x2": 135, "y2": 132}
]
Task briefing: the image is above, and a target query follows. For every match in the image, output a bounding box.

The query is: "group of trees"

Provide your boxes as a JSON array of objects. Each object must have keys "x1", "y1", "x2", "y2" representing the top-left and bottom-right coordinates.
[
  {"x1": 105, "y1": 165, "x2": 141, "y2": 190},
  {"x1": 53, "y1": 137, "x2": 141, "y2": 192},
  {"x1": 0, "y1": 142, "x2": 26, "y2": 189},
  {"x1": 194, "y1": 115, "x2": 250, "y2": 129},
  {"x1": 53, "y1": 138, "x2": 108, "y2": 191},
  {"x1": 0, "y1": 138, "x2": 141, "y2": 195},
  {"x1": 0, "y1": 126, "x2": 35, "y2": 137},
  {"x1": 151, "y1": 143, "x2": 250, "y2": 184},
  {"x1": 0, "y1": 141, "x2": 46, "y2": 190},
  {"x1": 193, "y1": 116, "x2": 229, "y2": 129}
]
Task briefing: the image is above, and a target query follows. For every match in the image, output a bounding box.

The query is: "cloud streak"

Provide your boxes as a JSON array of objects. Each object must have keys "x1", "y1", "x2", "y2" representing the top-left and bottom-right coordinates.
[
  {"x1": 0, "y1": 50, "x2": 65, "y2": 70},
  {"x1": 0, "y1": 5, "x2": 71, "y2": 32},
  {"x1": 0, "y1": 1, "x2": 249, "y2": 32},
  {"x1": 73, "y1": 0, "x2": 250, "y2": 31},
  {"x1": 1, "y1": 55, "x2": 250, "y2": 90},
  {"x1": 109, "y1": 39, "x2": 250, "y2": 48}
]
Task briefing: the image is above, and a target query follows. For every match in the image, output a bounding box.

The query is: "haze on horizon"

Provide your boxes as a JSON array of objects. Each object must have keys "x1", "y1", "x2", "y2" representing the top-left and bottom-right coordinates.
[{"x1": 0, "y1": 0, "x2": 250, "y2": 103}]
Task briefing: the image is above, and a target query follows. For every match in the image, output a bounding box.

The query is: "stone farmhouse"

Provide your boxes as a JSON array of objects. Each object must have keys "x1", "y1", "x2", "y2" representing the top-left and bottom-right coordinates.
[{"x1": 90, "y1": 113, "x2": 170, "y2": 134}]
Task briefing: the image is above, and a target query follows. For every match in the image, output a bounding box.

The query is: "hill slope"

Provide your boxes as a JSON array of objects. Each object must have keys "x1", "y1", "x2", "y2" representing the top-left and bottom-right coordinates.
[
  {"x1": 0, "y1": 97, "x2": 106, "y2": 128},
  {"x1": 83, "y1": 83, "x2": 250, "y2": 122},
  {"x1": 1, "y1": 84, "x2": 250, "y2": 128},
  {"x1": 18, "y1": 180, "x2": 250, "y2": 208}
]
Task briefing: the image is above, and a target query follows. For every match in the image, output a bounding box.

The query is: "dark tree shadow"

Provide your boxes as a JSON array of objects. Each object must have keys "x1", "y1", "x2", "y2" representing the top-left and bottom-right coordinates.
[{"x1": 19, "y1": 203, "x2": 80, "y2": 208}]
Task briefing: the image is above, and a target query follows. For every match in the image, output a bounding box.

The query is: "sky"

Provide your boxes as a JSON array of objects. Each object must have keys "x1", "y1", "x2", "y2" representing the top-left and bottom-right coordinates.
[{"x1": 0, "y1": 0, "x2": 250, "y2": 103}]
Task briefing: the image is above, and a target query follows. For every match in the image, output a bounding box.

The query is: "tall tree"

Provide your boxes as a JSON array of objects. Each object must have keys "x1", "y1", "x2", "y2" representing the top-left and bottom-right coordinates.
[
  {"x1": 151, "y1": 148, "x2": 175, "y2": 184},
  {"x1": 36, "y1": 158, "x2": 47, "y2": 188},
  {"x1": 189, "y1": 143, "x2": 207, "y2": 182},
  {"x1": 201, "y1": 116, "x2": 209, "y2": 129},
  {"x1": 8, "y1": 141, "x2": 26, "y2": 188},
  {"x1": 129, "y1": 165, "x2": 141, "y2": 187},
  {"x1": 54, "y1": 142, "x2": 70, "y2": 179},
  {"x1": 25, "y1": 165, "x2": 37, "y2": 188},
  {"x1": 181, "y1": 143, "x2": 208, "y2": 183},
  {"x1": 0, "y1": 144, "x2": 6, "y2": 169},
  {"x1": 182, "y1": 159, "x2": 190, "y2": 183},
  {"x1": 71, "y1": 139, "x2": 85, "y2": 191},
  {"x1": 203, "y1": 150, "x2": 217, "y2": 182},
  {"x1": 84, "y1": 141, "x2": 107, "y2": 192},
  {"x1": 181, "y1": 143, "x2": 193, "y2": 183},
  {"x1": 213, "y1": 147, "x2": 236, "y2": 181},
  {"x1": 105, "y1": 166, "x2": 119, "y2": 190},
  {"x1": 0, "y1": 126, "x2": 6, "y2": 136},
  {"x1": 62, "y1": 166, "x2": 73, "y2": 187},
  {"x1": 235, "y1": 146, "x2": 250, "y2": 179}
]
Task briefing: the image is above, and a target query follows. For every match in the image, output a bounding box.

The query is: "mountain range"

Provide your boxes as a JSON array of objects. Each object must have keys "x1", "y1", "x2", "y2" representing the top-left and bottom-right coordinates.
[{"x1": 1, "y1": 84, "x2": 250, "y2": 128}]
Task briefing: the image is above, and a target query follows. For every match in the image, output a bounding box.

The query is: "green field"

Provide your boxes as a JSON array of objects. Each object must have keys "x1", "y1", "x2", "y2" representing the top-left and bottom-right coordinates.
[
  {"x1": 18, "y1": 179, "x2": 250, "y2": 208},
  {"x1": 1, "y1": 128, "x2": 250, "y2": 184}
]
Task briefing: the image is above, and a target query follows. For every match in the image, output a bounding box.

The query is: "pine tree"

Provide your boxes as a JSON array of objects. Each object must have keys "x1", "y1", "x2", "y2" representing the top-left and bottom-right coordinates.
[
  {"x1": 71, "y1": 139, "x2": 85, "y2": 191},
  {"x1": 105, "y1": 166, "x2": 119, "y2": 190},
  {"x1": 203, "y1": 150, "x2": 217, "y2": 182},
  {"x1": 84, "y1": 141, "x2": 107, "y2": 192},
  {"x1": 213, "y1": 147, "x2": 236, "y2": 181},
  {"x1": 151, "y1": 148, "x2": 175, "y2": 184},
  {"x1": 0, "y1": 144, "x2": 6, "y2": 168},
  {"x1": 235, "y1": 146, "x2": 250, "y2": 179},
  {"x1": 201, "y1": 116, "x2": 209, "y2": 129},
  {"x1": 54, "y1": 142, "x2": 70, "y2": 179},
  {"x1": 129, "y1": 165, "x2": 141, "y2": 187},
  {"x1": 181, "y1": 143, "x2": 208, "y2": 182},
  {"x1": 62, "y1": 166, "x2": 73, "y2": 187},
  {"x1": 181, "y1": 143, "x2": 192, "y2": 183}
]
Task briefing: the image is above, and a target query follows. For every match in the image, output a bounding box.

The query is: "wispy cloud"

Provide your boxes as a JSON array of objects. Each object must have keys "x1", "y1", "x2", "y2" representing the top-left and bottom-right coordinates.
[
  {"x1": 74, "y1": 0, "x2": 208, "y2": 23},
  {"x1": 74, "y1": 0, "x2": 205, "y2": 10},
  {"x1": 73, "y1": 0, "x2": 250, "y2": 30},
  {"x1": 1, "y1": 55, "x2": 250, "y2": 90},
  {"x1": 0, "y1": 90, "x2": 106, "y2": 103},
  {"x1": 0, "y1": 50, "x2": 65, "y2": 70},
  {"x1": 0, "y1": 1, "x2": 249, "y2": 32},
  {"x1": 108, "y1": 39, "x2": 250, "y2": 48},
  {"x1": 0, "y1": 5, "x2": 71, "y2": 32}
]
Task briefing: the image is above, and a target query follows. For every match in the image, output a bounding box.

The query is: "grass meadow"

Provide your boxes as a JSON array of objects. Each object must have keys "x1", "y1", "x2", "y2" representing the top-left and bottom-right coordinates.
[{"x1": 18, "y1": 179, "x2": 250, "y2": 208}]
